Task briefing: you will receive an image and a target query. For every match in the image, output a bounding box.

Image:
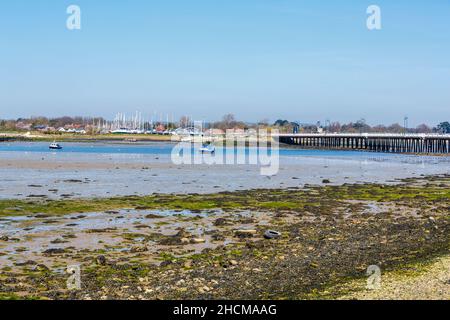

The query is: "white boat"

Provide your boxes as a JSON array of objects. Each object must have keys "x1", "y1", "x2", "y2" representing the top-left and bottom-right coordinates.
[
  {"x1": 181, "y1": 136, "x2": 192, "y2": 142},
  {"x1": 49, "y1": 142, "x2": 62, "y2": 150},
  {"x1": 111, "y1": 128, "x2": 135, "y2": 134},
  {"x1": 199, "y1": 144, "x2": 215, "y2": 154}
]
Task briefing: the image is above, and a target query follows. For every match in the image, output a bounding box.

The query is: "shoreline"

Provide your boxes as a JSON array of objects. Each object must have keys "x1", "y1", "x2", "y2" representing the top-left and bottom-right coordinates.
[
  {"x1": 0, "y1": 175, "x2": 449, "y2": 300},
  {"x1": 0, "y1": 150, "x2": 449, "y2": 200},
  {"x1": 336, "y1": 253, "x2": 450, "y2": 300},
  {"x1": 0, "y1": 132, "x2": 174, "y2": 143},
  {"x1": 2, "y1": 132, "x2": 449, "y2": 157}
]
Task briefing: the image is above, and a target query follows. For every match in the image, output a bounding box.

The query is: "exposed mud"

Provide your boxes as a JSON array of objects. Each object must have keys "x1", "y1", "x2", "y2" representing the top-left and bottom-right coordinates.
[{"x1": 0, "y1": 175, "x2": 449, "y2": 300}]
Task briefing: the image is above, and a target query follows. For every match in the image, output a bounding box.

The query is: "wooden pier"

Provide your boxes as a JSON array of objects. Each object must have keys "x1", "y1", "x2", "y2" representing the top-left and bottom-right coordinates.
[{"x1": 277, "y1": 133, "x2": 450, "y2": 154}]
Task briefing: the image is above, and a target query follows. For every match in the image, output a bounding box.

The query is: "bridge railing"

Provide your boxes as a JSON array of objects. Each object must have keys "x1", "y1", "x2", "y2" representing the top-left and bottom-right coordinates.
[{"x1": 274, "y1": 133, "x2": 450, "y2": 138}]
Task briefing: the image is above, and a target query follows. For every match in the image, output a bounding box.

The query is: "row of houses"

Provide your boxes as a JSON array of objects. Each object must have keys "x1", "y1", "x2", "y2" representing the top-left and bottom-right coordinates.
[
  {"x1": 15, "y1": 122, "x2": 88, "y2": 134},
  {"x1": 13, "y1": 121, "x2": 261, "y2": 137}
]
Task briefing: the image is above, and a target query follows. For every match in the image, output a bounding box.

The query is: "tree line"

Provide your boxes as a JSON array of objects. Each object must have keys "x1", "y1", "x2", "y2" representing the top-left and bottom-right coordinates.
[
  {"x1": 1, "y1": 115, "x2": 449, "y2": 134},
  {"x1": 271, "y1": 118, "x2": 450, "y2": 134}
]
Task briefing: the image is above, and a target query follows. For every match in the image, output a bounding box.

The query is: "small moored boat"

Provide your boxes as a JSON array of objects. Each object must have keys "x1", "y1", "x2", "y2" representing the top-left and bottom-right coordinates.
[
  {"x1": 199, "y1": 144, "x2": 215, "y2": 154},
  {"x1": 49, "y1": 142, "x2": 63, "y2": 150}
]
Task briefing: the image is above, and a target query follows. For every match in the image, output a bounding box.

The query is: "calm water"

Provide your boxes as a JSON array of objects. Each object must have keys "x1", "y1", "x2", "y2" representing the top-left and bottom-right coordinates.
[{"x1": 0, "y1": 141, "x2": 443, "y2": 163}]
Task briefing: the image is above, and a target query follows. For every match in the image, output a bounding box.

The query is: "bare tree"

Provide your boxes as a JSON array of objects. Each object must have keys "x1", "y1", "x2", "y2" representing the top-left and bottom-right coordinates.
[
  {"x1": 415, "y1": 124, "x2": 432, "y2": 133},
  {"x1": 179, "y1": 116, "x2": 190, "y2": 128}
]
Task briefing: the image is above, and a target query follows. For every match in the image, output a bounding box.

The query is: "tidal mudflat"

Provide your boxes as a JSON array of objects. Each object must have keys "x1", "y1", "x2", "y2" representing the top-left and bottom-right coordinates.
[
  {"x1": 0, "y1": 142, "x2": 449, "y2": 199},
  {"x1": 0, "y1": 142, "x2": 449, "y2": 300},
  {"x1": 0, "y1": 174, "x2": 449, "y2": 300}
]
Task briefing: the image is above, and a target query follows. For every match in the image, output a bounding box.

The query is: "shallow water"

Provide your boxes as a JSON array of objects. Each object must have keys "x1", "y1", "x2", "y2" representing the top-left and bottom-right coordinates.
[
  {"x1": 0, "y1": 141, "x2": 448, "y2": 163},
  {"x1": 0, "y1": 141, "x2": 448, "y2": 199},
  {"x1": 0, "y1": 208, "x2": 262, "y2": 267}
]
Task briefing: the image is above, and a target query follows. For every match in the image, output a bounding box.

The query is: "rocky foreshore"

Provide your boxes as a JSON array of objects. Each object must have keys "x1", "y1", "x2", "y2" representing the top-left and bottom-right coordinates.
[{"x1": 0, "y1": 175, "x2": 449, "y2": 300}]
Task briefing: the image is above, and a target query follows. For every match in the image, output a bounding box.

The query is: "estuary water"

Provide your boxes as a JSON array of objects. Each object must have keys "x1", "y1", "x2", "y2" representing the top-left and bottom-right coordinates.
[
  {"x1": 0, "y1": 141, "x2": 447, "y2": 161},
  {"x1": 0, "y1": 141, "x2": 448, "y2": 199}
]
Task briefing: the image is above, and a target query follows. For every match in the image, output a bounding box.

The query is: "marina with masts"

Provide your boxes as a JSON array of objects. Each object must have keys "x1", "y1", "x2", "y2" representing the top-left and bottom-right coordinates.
[{"x1": 91, "y1": 111, "x2": 180, "y2": 134}]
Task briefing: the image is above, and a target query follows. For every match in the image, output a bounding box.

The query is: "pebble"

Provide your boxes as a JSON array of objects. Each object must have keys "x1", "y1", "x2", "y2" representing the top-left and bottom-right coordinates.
[
  {"x1": 191, "y1": 238, "x2": 206, "y2": 244},
  {"x1": 176, "y1": 279, "x2": 186, "y2": 286},
  {"x1": 96, "y1": 255, "x2": 107, "y2": 265},
  {"x1": 36, "y1": 264, "x2": 50, "y2": 271},
  {"x1": 130, "y1": 246, "x2": 148, "y2": 253},
  {"x1": 235, "y1": 229, "x2": 257, "y2": 234}
]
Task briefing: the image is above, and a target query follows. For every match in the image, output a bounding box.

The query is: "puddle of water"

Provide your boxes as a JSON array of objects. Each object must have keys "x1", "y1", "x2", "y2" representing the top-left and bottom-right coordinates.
[{"x1": 0, "y1": 209, "x2": 275, "y2": 269}]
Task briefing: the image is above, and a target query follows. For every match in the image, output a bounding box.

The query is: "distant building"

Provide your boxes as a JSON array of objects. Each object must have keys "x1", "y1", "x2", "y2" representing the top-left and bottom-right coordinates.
[
  {"x1": 15, "y1": 122, "x2": 32, "y2": 131},
  {"x1": 33, "y1": 125, "x2": 47, "y2": 131},
  {"x1": 156, "y1": 124, "x2": 166, "y2": 132},
  {"x1": 205, "y1": 128, "x2": 225, "y2": 136}
]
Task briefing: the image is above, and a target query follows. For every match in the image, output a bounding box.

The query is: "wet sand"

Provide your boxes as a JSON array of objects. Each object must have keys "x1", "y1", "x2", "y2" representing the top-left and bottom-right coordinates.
[{"x1": 0, "y1": 149, "x2": 449, "y2": 200}]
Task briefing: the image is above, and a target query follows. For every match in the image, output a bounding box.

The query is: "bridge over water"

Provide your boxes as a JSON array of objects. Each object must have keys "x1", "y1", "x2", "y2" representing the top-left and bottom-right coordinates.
[{"x1": 277, "y1": 133, "x2": 450, "y2": 154}]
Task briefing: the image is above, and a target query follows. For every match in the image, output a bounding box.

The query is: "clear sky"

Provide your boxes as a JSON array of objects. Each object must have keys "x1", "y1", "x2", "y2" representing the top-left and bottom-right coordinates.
[{"x1": 1, "y1": 0, "x2": 449, "y2": 126}]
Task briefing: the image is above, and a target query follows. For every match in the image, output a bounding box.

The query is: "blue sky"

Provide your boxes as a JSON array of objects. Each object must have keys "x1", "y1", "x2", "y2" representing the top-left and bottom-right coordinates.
[{"x1": 1, "y1": 0, "x2": 449, "y2": 126}]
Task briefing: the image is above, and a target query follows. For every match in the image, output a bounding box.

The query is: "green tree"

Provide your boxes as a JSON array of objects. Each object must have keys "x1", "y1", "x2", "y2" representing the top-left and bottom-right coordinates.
[
  {"x1": 273, "y1": 119, "x2": 289, "y2": 127},
  {"x1": 436, "y1": 121, "x2": 450, "y2": 134}
]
